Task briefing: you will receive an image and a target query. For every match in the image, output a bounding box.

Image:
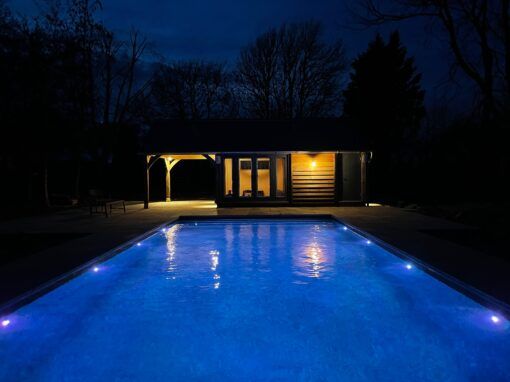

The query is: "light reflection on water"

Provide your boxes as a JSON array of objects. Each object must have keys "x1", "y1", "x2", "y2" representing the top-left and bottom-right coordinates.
[
  {"x1": 292, "y1": 241, "x2": 332, "y2": 280},
  {"x1": 210, "y1": 250, "x2": 220, "y2": 289},
  {"x1": 165, "y1": 224, "x2": 180, "y2": 278},
  {"x1": 290, "y1": 223, "x2": 335, "y2": 281}
]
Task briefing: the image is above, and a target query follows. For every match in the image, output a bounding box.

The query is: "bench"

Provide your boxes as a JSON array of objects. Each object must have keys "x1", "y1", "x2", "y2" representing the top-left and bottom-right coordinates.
[{"x1": 89, "y1": 199, "x2": 126, "y2": 217}]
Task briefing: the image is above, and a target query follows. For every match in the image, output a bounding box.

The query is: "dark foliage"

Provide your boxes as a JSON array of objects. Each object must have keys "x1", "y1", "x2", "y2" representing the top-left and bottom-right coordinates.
[
  {"x1": 343, "y1": 31, "x2": 425, "y2": 201},
  {"x1": 0, "y1": 1, "x2": 149, "y2": 215}
]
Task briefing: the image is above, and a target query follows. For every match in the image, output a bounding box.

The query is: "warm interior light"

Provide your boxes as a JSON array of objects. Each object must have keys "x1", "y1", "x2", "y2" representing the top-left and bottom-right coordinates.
[{"x1": 310, "y1": 161, "x2": 317, "y2": 168}]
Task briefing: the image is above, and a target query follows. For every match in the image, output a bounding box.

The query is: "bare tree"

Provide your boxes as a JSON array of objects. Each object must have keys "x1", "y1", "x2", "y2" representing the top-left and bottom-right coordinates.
[
  {"x1": 40, "y1": 0, "x2": 104, "y2": 199},
  {"x1": 150, "y1": 60, "x2": 236, "y2": 119},
  {"x1": 353, "y1": 0, "x2": 509, "y2": 120},
  {"x1": 97, "y1": 28, "x2": 152, "y2": 126},
  {"x1": 95, "y1": 28, "x2": 154, "y2": 195},
  {"x1": 237, "y1": 21, "x2": 347, "y2": 118}
]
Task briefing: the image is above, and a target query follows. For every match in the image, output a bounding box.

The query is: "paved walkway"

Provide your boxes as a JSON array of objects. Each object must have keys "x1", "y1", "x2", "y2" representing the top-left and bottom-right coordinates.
[{"x1": 1, "y1": 201, "x2": 509, "y2": 307}]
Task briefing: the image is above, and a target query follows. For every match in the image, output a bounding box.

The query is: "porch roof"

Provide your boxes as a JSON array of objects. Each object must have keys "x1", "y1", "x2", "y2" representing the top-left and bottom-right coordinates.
[{"x1": 142, "y1": 118, "x2": 368, "y2": 154}]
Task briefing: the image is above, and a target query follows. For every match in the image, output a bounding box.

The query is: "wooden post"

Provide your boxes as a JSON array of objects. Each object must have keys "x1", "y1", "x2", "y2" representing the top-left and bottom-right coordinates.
[
  {"x1": 215, "y1": 155, "x2": 221, "y2": 205},
  {"x1": 164, "y1": 159, "x2": 180, "y2": 203},
  {"x1": 287, "y1": 154, "x2": 293, "y2": 204},
  {"x1": 335, "y1": 153, "x2": 343, "y2": 204},
  {"x1": 360, "y1": 152, "x2": 368, "y2": 206},
  {"x1": 144, "y1": 155, "x2": 150, "y2": 209},
  {"x1": 164, "y1": 158, "x2": 171, "y2": 202}
]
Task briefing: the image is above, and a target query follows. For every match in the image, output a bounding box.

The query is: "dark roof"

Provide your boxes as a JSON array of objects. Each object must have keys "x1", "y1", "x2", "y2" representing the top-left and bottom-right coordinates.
[{"x1": 142, "y1": 118, "x2": 368, "y2": 154}]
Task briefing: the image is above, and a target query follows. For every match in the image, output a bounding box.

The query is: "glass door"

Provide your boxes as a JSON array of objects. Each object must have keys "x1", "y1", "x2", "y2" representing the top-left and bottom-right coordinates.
[
  {"x1": 238, "y1": 158, "x2": 253, "y2": 198},
  {"x1": 275, "y1": 156, "x2": 287, "y2": 198},
  {"x1": 221, "y1": 155, "x2": 288, "y2": 201},
  {"x1": 256, "y1": 158, "x2": 271, "y2": 198}
]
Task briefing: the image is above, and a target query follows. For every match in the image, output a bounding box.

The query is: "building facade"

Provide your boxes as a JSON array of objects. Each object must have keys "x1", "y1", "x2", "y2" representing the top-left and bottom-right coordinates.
[{"x1": 143, "y1": 119, "x2": 370, "y2": 207}]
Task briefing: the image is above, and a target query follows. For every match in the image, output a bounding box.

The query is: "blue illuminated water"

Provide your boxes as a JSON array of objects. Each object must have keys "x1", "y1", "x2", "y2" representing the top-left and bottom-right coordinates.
[{"x1": 1, "y1": 219, "x2": 509, "y2": 381}]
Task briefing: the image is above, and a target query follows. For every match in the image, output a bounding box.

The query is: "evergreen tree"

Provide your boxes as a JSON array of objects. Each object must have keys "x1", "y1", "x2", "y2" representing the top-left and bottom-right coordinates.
[{"x1": 343, "y1": 31, "x2": 425, "y2": 201}]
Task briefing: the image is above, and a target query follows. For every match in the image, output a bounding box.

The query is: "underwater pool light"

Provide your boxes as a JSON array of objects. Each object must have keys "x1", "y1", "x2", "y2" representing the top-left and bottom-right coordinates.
[
  {"x1": 406, "y1": 264, "x2": 413, "y2": 270},
  {"x1": 93, "y1": 266, "x2": 100, "y2": 272},
  {"x1": 491, "y1": 315, "x2": 501, "y2": 324},
  {"x1": 161, "y1": 228, "x2": 166, "y2": 232},
  {"x1": 136, "y1": 242, "x2": 141, "y2": 247},
  {"x1": 366, "y1": 240, "x2": 371, "y2": 245},
  {"x1": 1, "y1": 319, "x2": 10, "y2": 328},
  {"x1": 343, "y1": 226, "x2": 348, "y2": 231}
]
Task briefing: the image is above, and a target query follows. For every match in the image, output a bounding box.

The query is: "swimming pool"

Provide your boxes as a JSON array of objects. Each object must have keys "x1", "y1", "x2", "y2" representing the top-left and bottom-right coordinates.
[{"x1": 1, "y1": 218, "x2": 509, "y2": 381}]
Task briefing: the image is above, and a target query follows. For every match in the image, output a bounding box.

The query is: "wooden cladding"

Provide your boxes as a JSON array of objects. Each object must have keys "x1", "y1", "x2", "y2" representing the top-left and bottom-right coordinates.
[{"x1": 291, "y1": 153, "x2": 336, "y2": 203}]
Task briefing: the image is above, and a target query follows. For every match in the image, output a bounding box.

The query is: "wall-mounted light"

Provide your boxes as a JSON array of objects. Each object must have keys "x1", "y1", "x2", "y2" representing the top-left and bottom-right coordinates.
[{"x1": 311, "y1": 161, "x2": 317, "y2": 168}]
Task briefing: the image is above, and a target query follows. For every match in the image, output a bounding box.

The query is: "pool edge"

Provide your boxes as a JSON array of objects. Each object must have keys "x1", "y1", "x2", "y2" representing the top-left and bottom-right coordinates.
[
  {"x1": 330, "y1": 215, "x2": 510, "y2": 319},
  {"x1": 0, "y1": 217, "x2": 180, "y2": 316},
  {"x1": 2, "y1": 214, "x2": 509, "y2": 320}
]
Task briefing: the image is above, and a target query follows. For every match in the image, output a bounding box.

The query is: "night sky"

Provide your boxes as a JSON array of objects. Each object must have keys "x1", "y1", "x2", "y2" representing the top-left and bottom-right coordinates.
[{"x1": 8, "y1": 0, "x2": 460, "y2": 103}]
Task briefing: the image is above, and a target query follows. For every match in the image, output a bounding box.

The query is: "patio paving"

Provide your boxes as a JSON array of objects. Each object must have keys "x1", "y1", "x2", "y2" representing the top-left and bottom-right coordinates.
[{"x1": 1, "y1": 201, "x2": 509, "y2": 307}]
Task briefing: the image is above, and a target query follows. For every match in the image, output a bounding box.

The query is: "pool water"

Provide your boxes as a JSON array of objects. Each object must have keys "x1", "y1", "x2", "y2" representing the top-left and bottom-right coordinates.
[{"x1": 1, "y1": 219, "x2": 509, "y2": 381}]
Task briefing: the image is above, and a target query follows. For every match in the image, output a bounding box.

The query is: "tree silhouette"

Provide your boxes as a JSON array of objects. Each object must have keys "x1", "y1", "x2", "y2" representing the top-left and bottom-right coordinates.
[
  {"x1": 0, "y1": 0, "x2": 153, "y2": 211},
  {"x1": 343, "y1": 31, "x2": 425, "y2": 201},
  {"x1": 354, "y1": 0, "x2": 508, "y2": 121},
  {"x1": 237, "y1": 21, "x2": 347, "y2": 118},
  {"x1": 150, "y1": 61, "x2": 237, "y2": 119}
]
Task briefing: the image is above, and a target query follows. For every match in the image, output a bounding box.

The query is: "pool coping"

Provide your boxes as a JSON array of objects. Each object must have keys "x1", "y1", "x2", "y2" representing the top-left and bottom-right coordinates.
[
  {"x1": 1, "y1": 214, "x2": 509, "y2": 319},
  {"x1": 330, "y1": 216, "x2": 510, "y2": 319}
]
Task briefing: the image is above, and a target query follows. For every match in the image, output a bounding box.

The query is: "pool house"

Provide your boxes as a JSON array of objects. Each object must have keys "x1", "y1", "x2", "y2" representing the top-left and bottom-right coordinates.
[{"x1": 142, "y1": 119, "x2": 370, "y2": 207}]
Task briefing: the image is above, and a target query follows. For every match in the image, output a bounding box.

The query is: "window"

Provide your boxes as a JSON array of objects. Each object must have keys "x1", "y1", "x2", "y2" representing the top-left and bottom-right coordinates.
[
  {"x1": 224, "y1": 158, "x2": 233, "y2": 197},
  {"x1": 257, "y1": 158, "x2": 270, "y2": 197},
  {"x1": 238, "y1": 158, "x2": 252, "y2": 197},
  {"x1": 276, "y1": 156, "x2": 286, "y2": 197}
]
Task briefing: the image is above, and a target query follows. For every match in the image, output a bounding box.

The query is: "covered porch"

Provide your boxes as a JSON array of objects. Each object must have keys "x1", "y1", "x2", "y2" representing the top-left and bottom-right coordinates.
[{"x1": 144, "y1": 153, "x2": 216, "y2": 208}]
